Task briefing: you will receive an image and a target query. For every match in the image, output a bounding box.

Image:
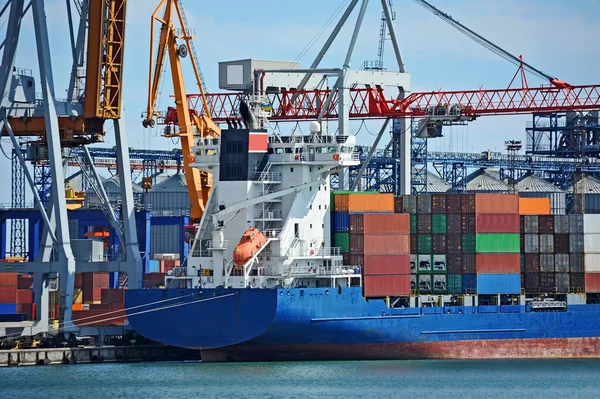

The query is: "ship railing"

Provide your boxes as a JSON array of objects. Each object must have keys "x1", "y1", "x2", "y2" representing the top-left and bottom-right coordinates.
[
  {"x1": 283, "y1": 265, "x2": 361, "y2": 276},
  {"x1": 205, "y1": 240, "x2": 228, "y2": 250},
  {"x1": 287, "y1": 247, "x2": 342, "y2": 257},
  {"x1": 263, "y1": 228, "x2": 282, "y2": 239},
  {"x1": 255, "y1": 210, "x2": 282, "y2": 219},
  {"x1": 251, "y1": 171, "x2": 282, "y2": 182}
]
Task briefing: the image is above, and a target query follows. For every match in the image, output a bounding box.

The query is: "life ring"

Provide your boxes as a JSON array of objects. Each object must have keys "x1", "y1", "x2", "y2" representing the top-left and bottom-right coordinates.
[
  {"x1": 294, "y1": 154, "x2": 299, "y2": 160},
  {"x1": 333, "y1": 153, "x2": 340, "y2": 161},
  {"x1": 189, "y1": 154, "x2": 196, "y2": 163}
]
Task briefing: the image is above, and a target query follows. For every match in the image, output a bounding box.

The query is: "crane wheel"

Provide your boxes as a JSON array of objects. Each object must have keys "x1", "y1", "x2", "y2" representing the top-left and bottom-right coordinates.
[
  {"x1": 177, "y1": 44, "x2": 188, "y2": 58},
  {"x1": 142, "y1": 119, "x2": 150, "y2": 128},
  {"x1": 149, "y1": 119, "x2": 156, "y2": 128}
]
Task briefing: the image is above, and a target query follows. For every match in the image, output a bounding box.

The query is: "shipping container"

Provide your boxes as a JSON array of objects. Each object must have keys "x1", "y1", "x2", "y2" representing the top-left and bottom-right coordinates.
[
  {"x1": 538, "y1": 215, "x2": 555, "y2": 234},
  {"x1": 335, "y1": 193, "x2": 395, "y2": 213},
  {"x1": 475, "y1": 254, "x2": 520, "y2": 274},
  {"x1": 16, "y1": 303, "x2": 32, "y2": 320},
  {"x1": 571, "y1": 253, "x2": 585, "y2": 273},
  {"x1": 540, "y1": 273, "x2": 556, "y2": 292},
  {"x1": 17, "y1": 274, "x2": 33, "y2": 290},
  {"x1": 447, "y1": 213, "x2": 462, "y2": 233},
  {"x1": 433, "y1": 274, "x2": 447, "y2": 293},
  {"x1": 0, "y1": 287, "x2": 17, "y2": 303},
  {"x1": 554, "y1": 215, "x2": 569, "y2": 234},
  {"x1": 417, "y1": 195, "x2": 432, "y2": 214},
  {"x1": 432, "y1": 234, "x2": 447, "y2": 253},
  {"x1": 0, "y1": 273, "x2": 17, "y2": 287},
  {"x1": 349, "y1": 234, "x2": 410, "y2": 256},
  {"x1": 519, "y1": 192, "x2": 566, "y2": 215},
  {"x1": 570, "y1": 234, "x2": 584, "y2": 253},
  {"x1": 16, "y1": 289, "x2": 33, "y2": 304},
  {"x1": 475, "y1": 233, "x2": 520, "y2": 253},
  {"x1": 410, "y1": 214, "x2": 417, "y2": 234},
  {"x1": 524, "y1": 272, "x2": 540, "y2": 291},
  {"x1": 73, "y1": 288, "x2": 83, "y2": 304},
  {"x1": 432, "y1": 254, "x2": 447, "y2": 273},
  {"x1": 554, "y1": 234, "x2": 570, "y2": 253},
  {"x1": 417, "y1": 235, "x2": 433, "y2": 254},
  {"x1": 584, "y1": 214, "x2": 600, "y2": 233},
  {"x1": 584, "y1": 234, "x2": 600, "y2": 253},
  {"x1": 143, "y1": 273, "x2": 166, "y2": 288},
  {"x1": 417, "y1": 274, "x2": 432, "y2": 293},
  {"x1": 83, "y1": 272, "x2": 110, "y2": 289},
  {"x1": 334, "y1": 233, "x2": 350, "y2": 254},
  {"x1": 519, "y1": 197, "x2": 551, "y2": 215},
  {"x1": 524, "y1": 234, "x2": 540, "y2": 253},
  {"x1": 334, "y1": 212, "x2": 350, "y2": 233},
  {"x1": 585, "y1": 254, "x2": 600, "y2": 272},
  {"x1": 410, "y1": 254, "x2": 417, "y2": 274},
  {"x1": 556, "y1": 273, "x2": 570, "y2": 292},
  {"x1": 74, "y1": 273, "x2": 83, "y2": 289},
  {"x1": 417, "y1": 214, "x2": 432, "y2": 234},
  {"x1": 524, "y1": 253, "x2": 541, "y2": 272},
  {"x1": 344, "y1": 254, "x2": 364, "y2": 268},
  {"x1": 446, "y1": 234, "x2": 462, "y2": 254},
  {"x1": 364, "y1": 275, "x2": 411, "y2": 297},
  {"x1": 475, "y1": 194, "x2": 519, "y2": 214},
  {"x1": 0, "y1": 303, "x2": 16, "y2": 314},
  {"x1": 571, "y1": 273, "x2": 585, "y2": 292},
  {"x1": 461, "y1": 194, "x2": 476, "y2": 214},
  {"x1": 363, "y1": 255, "x2": 410, "y2": 275},
  {"x1": 349, "y1": 213, "x2": 409, "y2": 235},
  {"x1": 72, "y1": 309, "x2": 127, "y2": 327},
  {"x1": 540, "y1": 254, "x2": 555, "y2": 273},
  {"x1": 83, "y1": 287, "x2": 102, "y2": 303},
  {"x1": 462, "y1": 274, "x2": 477, "y2": 293},
  {"x1": 146, "y1": 259, "x2": 160, "y2": 274},
  {"x1": 447, "y1": 254, "x2": 462, "y2": 274},
  {"x1": 394, "y1": 196, "x2": 403, "y2": 214},
  {"x1": 402, "y1": 195, "x2": 417, "y2": 214},
  {"x1": 523, "y1": 215, "x2": 539, "y2": 234},
  {"x1": 477, "y1": 274, "x2": 521, "y2": 294},
  {"x1": 569, "y1": 214, "x2": 584, "y2": 233},
  {"x1": 555, "y1": 253, "x2": 570, "y2": 273},
  {"x1": 431, "y1": 195, "x2": 447, "y2": 214},
  {"x1": 410, "y1": 235, "x2": 418, "y2": 254},
  {"x1": 447, "y1": 274, "x2": 463, "y2": 294},
  {"x1": 446, "y1": 194, "x2": 462, "y2": 213},
  {"x1": 101, "y1": 288, "x2": 126, "y2": 304},
  {"x1": 585, "y1": 273, "x2": 600, "y2": 293},
  {"x1": 462, "y1": 234, "x2": 476, "y2": 254},
  {"x1": 475, "y1": 214, "x2": 520, "y2": 233},
  {"x1": 461, "y1": 214, "x2": 476, "y2": 233},
  {"x1": 432, "y1": 214, "x2": 447, "y2": 234},
  {"x1": 539, "y1": 234, "x2": 554, "y2": 253},
  {"x1": 418, "y1": 255, "x2": 432, "y2": 273},
  {"x1": 462, "y1": 254, "x2": 476, "y2": 274}
]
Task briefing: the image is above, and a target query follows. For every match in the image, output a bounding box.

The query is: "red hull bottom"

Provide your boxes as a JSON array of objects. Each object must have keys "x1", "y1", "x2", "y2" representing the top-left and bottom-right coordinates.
[{"x1": 200, "y1": 337, "x2": 600, "y2": 362}]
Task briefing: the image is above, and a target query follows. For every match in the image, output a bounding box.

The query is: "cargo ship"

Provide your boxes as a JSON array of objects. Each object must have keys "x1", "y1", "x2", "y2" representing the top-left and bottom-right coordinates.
[{"x1": 125, "y1": 121, "x2": 600, "y2": 361}]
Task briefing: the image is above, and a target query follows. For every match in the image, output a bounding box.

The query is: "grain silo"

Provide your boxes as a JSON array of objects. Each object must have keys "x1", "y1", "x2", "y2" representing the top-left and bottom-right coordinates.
[
  {"x1": 516, "y1": 174, "x2": 566, "y2": 215},
  {"x1": 426, "y1": 171, "x2": 451, "y2": 193},
  {"x1": 463, "y1": 168, "x2": 511, "y2": 193},
  {"x1": 84, "y1": 175, "x2": 143, "y2": 208},
  {"x1": 565, "y1": 176, "x2": 600, "y2": 214}
]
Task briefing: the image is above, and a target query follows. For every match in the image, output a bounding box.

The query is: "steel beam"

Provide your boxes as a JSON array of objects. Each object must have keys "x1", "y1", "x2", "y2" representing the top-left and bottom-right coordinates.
[{"x1": 0, "y1": 0, "x2": 25, "y2": 102}]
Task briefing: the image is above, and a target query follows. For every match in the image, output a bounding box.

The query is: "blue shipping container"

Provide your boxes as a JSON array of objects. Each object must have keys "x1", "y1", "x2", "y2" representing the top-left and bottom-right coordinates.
[
  {"x1": 462, "y1": 274, "x2": 477, "y2": 293},
  {"x1": 0, "y1": 314, "x2": 26, "y2": 322},
  {"x1": 0, "y1": 303, "x2": 17, "y2": 315},
  {"x1": 334, "y1": 212, "x2": 349, "y2": 233},
  {"x1": 146, "y1": 260, "x2": 160, "y2": 274},
  {"x1": 477, "y1": 274, "x2": 521, "y2": 294}
]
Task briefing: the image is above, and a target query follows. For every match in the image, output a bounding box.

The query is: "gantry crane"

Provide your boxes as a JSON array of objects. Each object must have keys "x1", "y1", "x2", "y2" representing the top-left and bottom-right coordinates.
[{"x1": 143, "y1": 0, "x2": 220, "y2": 224}]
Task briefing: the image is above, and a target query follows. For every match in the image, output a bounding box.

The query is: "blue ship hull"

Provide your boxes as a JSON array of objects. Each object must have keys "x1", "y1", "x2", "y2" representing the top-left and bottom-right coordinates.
[{"x1": 125, "y1": 287, "x2": 600, "y2": 361}]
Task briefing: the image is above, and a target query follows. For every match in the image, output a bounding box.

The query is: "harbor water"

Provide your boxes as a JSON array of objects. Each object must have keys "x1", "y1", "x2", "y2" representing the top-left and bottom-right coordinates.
[{"x1": 2, "y1": 359, "x2": 599, "y2": 398}]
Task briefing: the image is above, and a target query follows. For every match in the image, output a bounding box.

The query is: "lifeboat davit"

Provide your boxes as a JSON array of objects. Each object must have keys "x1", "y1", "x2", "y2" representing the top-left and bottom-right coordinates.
[{"x1": 233, "y1": 228, "x2": 267, "y2": 268}]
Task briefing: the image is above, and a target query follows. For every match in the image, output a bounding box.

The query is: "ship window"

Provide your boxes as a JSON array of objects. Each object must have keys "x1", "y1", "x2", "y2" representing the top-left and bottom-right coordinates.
[
  {"x1": 325, "y1": 205, "x2": 327, "y2": 209},
  {"x1": 318, "y1": 205, "x2": 321, "y2": 210},
  {"x1": 310, "y1": 205, "x2": 312, "y2": 210},
  {"x1": 310, "y1": 167, "x2": 312, "y2": 172},
  {"x1": 322, "y1": 224, "x2": 324, "y2": 228},
  {"x1": 309, "y1": 187, "x2": 312, "y2": 191},
  {"x1": 310, "y1": 224, "x2": 313, "y2": 229},
  {"x1": 290, "y1": 167, "x2": 294, "y2": 172}
]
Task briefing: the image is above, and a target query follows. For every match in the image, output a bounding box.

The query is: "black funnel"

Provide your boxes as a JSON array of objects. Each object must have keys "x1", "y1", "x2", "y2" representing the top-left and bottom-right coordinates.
[{"x1": 240, "y1": 100, "x2": 258, "y2": 130}]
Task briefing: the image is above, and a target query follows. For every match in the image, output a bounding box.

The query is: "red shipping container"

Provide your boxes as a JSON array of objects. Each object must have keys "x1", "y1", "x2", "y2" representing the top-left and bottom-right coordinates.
[
  {"x1": 143, "y1": 273, "x2": 166, "y2": 288},
  {"x1": 16, "y1": 289, "x2": 33, "y2": 304},
  {"x1": 461, "y1": 194, "x2": 476, "y2": 214},
  {"x1": 74, "y1": 273, "x2": 84, "y2": 289},
  {"x1": 475, "y1": 214, "x2": 520, "y2": 233},
  {"x1": 83, "y1": 272, "x2": 110, "y2": 289},
  {"x1": 394, "y1": 196, "x2": 403, "y2": 213},
  {"x1": 462, "y1": 254, "x2": 476, "y2": 274},
  {"x1": 475, "y1": 254, "x2": 520, "y2": 274},
  {"x1": 0, "y1": 287, "x2": 17, "y2": 303},
  {"x1": 344, "y1": 255, "x2": 364, "y2": 267},
  {"x1": 349, "y1": 213, "x2": 409, "y2": 235},
  {"x1": 101, "y1": 288, "x2": 125, "y2": 304},
  {"x1": 461, "y1": 214, "x2": 476, "y2": 233},
  {"x1": 363, "y1": 255, "x2": 410, "y2": 275},
  {"x1": 17, "y1": 274, "x2": 33, "y2": 289},
  {"x1": 431, "y1": 194, "x2": 447, "y2": 214},
  {"x1": 538, "y1": 215, "x2": 554, "y2": 234},
  {"x1": 349, "y1": 234, "x2": 410, "y2": 255},
  {"x1": 83, "y1": 287, "x2": 102, "y2": 303},
  {"x1": 410, "y1": 235, "x2": 417, "y2": 254},
  {"x1": 89, "y1": 303, "x2": 111, "y2": 310},
  {"x1": 0, "y1": 273, "x2": 17, "y2": 287},
  {"x1": 364, "y1": 275, "x2": 411, "y2": 297},
  {"x1": 446, "y1": 194, "x2": 462, "y2": 213},
  {"x1": 475, "y1": 194, "x2": 519, "y2": 214},
  {"x1": 524, "y1": 254, "x2": 541, "y2": 273},
  {"x1": 72, "y1": 309, "x2": 126, "y2": 327},
  {"x1": 585, "y1": 273, "x2": 600, "y2": 293},
  {"x1": 17, "y1": 304, "x2": 32, "y2": 320}
]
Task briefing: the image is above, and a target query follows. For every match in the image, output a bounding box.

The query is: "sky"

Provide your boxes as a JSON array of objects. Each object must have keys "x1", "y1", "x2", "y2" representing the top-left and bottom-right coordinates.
[{"x1": 0, "y1": 0, "x2": 599, "y2": 204}]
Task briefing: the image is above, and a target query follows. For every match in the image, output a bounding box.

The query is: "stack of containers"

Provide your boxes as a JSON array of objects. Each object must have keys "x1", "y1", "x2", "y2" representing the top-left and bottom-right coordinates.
[
  {"x1": 0, "y1": 273, "x2": 34, "y2": 320},
  {"x1": 475, "y1": 194, "x2": 522, "y2": 295},
  {"x1": 349, "y1": 212, "x2": 411, "y2": 297},
  {"x1": 461, "y1": 194, "x2": 478, "y2": 294},
  {"x1": 584, "y1": 214, "x2": 600, "y2": 293},
  {"x1": 82, "y1": 272, "x2": 110, "y2": 304},
  {"x1": 570, "y1": 214, "x2": 585, "y2": 292}
]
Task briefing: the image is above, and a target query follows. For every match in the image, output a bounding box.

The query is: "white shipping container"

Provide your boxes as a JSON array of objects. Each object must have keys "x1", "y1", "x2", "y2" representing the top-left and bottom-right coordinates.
[
  {"x1": 585, "y1": 254, "x2": 600, "y2": 272},
  {"x1": 432, "y1": 254, "x2": 447, "y2": 272},
  {"x1": 524, "y1": 234, "x2": 539, "y2": 253},
  {"x1": 584, "y1": 215, "x2": 600, "y2": 234},
  {"x1": 584, "y1": 234, "x2": 600, "y2": 253},
  {"x1": 539, "y1": 234, "x2": 554, "y2": 253}
]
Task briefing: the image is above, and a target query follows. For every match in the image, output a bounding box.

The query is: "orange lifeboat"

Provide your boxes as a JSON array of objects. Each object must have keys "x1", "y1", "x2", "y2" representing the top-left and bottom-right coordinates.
[{"x1": 233, "y1": 228, "x2": 267, "y2": 268}]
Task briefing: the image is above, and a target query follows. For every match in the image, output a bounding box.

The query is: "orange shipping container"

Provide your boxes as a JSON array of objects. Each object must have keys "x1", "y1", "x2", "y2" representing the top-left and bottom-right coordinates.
[
  {"x1": 349, "y1": 213, "x2": 409, "y2": 235},
  {"x1": 475, "y1": 254, "x2": 521, "y2": 274},
  {"x1": 585, "y1": 273, "x2": 600, "y2": 293},
  {"x1": 519, "y1": 197, "x2": 551, "y2": 215},
  {"x1": 335, "y1": 193, "x2": 394, "y2": 213},
  {"x1": 364, "y1": 275, "x2": 411, "y2": 297},
  {"x1": 72, "y1": 303, "x2": 83, "y2": 311},
  {"x1": 0, "y1": 273, "x2": 17, "y2": 287},
  {"x1": 349, "y1": 234, "x2": 410, "y2": 255},
  {"x1": 475, "y1": 194, "x2": 519, "y2": 214}
]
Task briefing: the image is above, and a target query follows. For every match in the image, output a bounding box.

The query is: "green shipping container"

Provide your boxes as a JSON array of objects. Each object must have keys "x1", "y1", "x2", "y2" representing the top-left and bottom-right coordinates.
[
  {"x1": 334, "y1": 233, "x2": 350, "y2": 254},
  {"x1": 417, "y1": 235, "x2": 432, "y2": 254},
  {"x1": 476, "y1": 233, "x2": 520, "y2": 253},
  {"x1": 410, "y1": 214, "x2": 417, "y2": 234},
  {"x1": 447, "y1": 274, "x2": 463, "y2": 294},
  {"x1": 462, "y1": 234, "x2": 476, "y2": 254},
  {"x1": 432, "y1": 214, "x2": 447, "y2": 234}
]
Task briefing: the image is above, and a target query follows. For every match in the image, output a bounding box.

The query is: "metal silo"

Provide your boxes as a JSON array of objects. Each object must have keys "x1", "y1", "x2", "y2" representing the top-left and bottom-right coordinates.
[
  {"x1": 463, "y1": 168, "x2": 511, "y2": 193},
  {"x1": 426, "y1": 171, "x2": 451, "y2": 193},
  {"x1": 566, "y1": 176, "x2": 600, "y2": 214},
  {"x1": 516, "y1": 174, "x2": 566, "y2": 215}
]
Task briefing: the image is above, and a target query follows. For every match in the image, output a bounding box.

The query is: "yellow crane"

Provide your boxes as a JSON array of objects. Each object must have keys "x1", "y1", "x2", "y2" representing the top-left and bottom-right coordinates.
[{"x1": 143, "y1": 0, "x2": 220, "y2": 222}]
